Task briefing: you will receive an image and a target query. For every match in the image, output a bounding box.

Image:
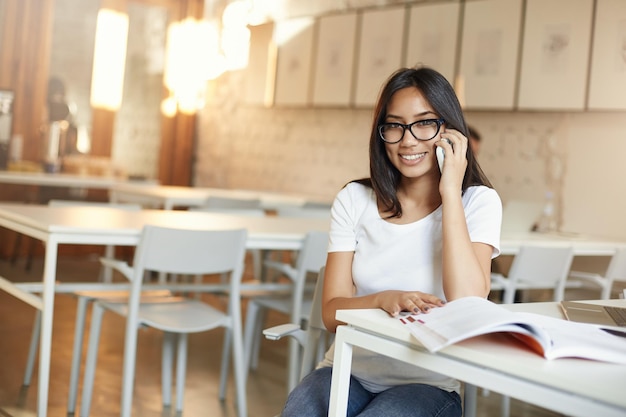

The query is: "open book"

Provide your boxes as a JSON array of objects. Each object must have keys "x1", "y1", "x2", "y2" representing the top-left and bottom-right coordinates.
[{"x1": 398, "y1": 296, "x2": 626, "y2": 365}]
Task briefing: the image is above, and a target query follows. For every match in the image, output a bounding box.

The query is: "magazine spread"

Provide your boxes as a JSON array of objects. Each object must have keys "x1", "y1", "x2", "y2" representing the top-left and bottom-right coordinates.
[{"x1": 398, "y1": 296, "x2": 626, "y2": 364}]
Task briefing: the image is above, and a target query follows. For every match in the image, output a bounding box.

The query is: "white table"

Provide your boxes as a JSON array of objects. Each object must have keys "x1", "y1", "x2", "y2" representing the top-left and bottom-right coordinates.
[
  {"x1": 0, "y1": 170, "x2": 156, "y2": 189},
  {"x1": 329, "y1": 299, "x2": 626, "y2": 417},
  {"x1": 0, "y1": 203, "x2": 330, "y2": 417},
  {"x1": 110, "y1": 183, "x2": 332, "y2": 211},
  {"x1": 499, "y1": 230, "x2": 624, "y2": 256}
]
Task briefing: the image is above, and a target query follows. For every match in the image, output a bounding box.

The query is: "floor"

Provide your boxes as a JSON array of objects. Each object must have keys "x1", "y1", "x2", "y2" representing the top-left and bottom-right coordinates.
[{"x1": 0, "y1": 252, "x2": 621, "y2": 417}]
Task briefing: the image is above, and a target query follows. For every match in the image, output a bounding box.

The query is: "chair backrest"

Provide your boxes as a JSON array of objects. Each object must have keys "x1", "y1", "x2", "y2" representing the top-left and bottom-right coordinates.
[
  {"x1": 505, "y1": 245, "x2": 574, "y2": 303},
  {"x1": 202, "y1": 196, "x2": 262, "y2": 210},
  {"x1": 128, "y1": 226, "x2": 248, "y2": 315},
  {"x1": 290, "y1": 231, "x2": 329, "y2": 322},
  {"x1": 276, "y1": 206, "x2": 331, "y2": 219},
  {"x1": 606, "y1": 247, "x2": 626, "y2": 283},
  {"x1": 190, "y1": 206, "x2": 266, "y2": 217},
  {"x1": 599, "y1": 247, "x2": 626, "y2": 298},
  {"x1": 298, "y1": 266, "x2": 328, "y2": 381}
]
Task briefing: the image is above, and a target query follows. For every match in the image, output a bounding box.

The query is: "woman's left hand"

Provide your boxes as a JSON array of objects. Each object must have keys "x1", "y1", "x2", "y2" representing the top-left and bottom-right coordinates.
[{"x1": 436, "y1": 129, "x2": 468, "y2": 194}]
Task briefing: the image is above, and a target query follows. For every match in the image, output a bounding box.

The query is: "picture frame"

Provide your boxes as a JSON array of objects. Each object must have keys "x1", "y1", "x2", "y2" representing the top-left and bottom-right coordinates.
[
  {"x1": 404, "y1": 2, "x2": 461, "y2": 86},
  {"x1": 354, "y1": 7, "x2": 406, "y2": 107},
  {"x1": 587, "y1": 0, "x2": 626, "y2": 110},
  {"x1": 517, "y1": 0, "x2": 594, "y2": 110},
  {"x1": 459, "y1": 0, "x2": 523, "y2": 110},
  {"x1": 311, "y1": 12, "x2": 357, "y2": 107},
  {"x1": 273, "y1": 17, "x2": 315, "y2": 107}
]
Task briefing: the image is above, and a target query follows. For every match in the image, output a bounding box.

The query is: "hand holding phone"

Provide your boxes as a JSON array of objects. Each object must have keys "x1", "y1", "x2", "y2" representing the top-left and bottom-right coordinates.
[{"x1": 437, "y1": 138, "x2": 452, "y2": 173}]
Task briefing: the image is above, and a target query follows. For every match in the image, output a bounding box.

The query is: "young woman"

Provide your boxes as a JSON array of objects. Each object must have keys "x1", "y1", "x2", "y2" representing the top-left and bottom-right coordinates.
[{"x1": 282, "y1": 66, "x2": 502, "y2": 417}]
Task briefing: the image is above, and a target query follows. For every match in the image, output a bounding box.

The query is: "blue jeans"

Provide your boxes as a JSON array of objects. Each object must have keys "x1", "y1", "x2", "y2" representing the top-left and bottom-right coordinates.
[{"x1": 281, "y1": 367, "x2": 462, "y2": 417}]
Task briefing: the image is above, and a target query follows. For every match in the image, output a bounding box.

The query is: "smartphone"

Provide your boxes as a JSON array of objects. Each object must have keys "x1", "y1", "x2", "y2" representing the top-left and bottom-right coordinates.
[{"x1": 437, "y1": 139, "x2": 452, "y2": 173}]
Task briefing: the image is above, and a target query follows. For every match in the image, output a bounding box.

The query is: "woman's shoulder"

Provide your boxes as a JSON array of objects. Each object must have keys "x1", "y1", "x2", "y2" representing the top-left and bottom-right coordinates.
[
  {"x1": 463, "y1": 185, "x2": 502, "y2": 209},
  {"x1": 337, "y1": 180, "x2": 374, "y2": 202}
]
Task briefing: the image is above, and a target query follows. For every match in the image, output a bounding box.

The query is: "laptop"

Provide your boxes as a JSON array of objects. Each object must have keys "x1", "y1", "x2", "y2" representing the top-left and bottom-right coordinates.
[
  {"x1": 501, "y1": 200, "x2": 543, "y2": 234},
  {"x1": 560, "y1": 301, "x2": 626, "y2": 328}
]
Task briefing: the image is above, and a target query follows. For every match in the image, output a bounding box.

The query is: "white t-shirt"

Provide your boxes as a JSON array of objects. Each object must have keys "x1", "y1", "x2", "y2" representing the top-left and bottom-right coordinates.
[{"x1": 319, "y1": 181, "x2": 502, "y2": 394}]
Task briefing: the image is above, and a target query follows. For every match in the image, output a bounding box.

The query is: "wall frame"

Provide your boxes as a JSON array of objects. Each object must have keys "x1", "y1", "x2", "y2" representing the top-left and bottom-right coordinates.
[
  {"x1": 517, "y1": 0, "x2": 594, "y2": 110},
  {"x1": 354, "y1": 7, "x2": 406, "y2": 107},
  {"x1": 273, "y1": 17, "x2": 315, "y2": 106},
  {"x1": 404, "y1": 2, "x2": 460, "y2": 85},
  {"x1": 311, "y1": 12, "x2": 357, "y2": 107},
  {"x1": 587, "y1": 0, "x2": 626, "y2": 110},
  {"x1": 245, "y1": 22, "x2": 275, "y2": 106},
  {"x1": 459, "y1": 0, "x2": 523, "y2": 110}
]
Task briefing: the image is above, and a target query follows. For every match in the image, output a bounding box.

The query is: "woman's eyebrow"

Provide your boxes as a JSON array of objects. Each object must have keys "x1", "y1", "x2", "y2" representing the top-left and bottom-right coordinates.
[{"x1": 385, "y1": 111, "x2": 437, "y2": 120}]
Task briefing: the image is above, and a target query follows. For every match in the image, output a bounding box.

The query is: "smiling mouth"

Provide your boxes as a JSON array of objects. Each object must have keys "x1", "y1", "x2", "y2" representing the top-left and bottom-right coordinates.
[{"x1": 400, "y1": 152, "x2": 426, "y2": 161}]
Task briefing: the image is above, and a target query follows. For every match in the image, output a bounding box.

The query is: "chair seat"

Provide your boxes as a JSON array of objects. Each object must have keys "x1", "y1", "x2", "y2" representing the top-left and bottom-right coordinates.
[{"x1": 99, "y1": 298, "x2": 232, "y2": 333}]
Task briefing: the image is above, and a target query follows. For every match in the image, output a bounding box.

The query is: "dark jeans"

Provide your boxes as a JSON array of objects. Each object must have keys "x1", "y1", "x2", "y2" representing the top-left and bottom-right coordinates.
[{"x1": 282, "y1": 367, "x2": 462, "y2": 417}]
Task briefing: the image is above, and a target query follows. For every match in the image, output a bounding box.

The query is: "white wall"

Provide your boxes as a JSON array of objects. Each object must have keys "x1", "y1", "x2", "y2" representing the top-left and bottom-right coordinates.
[{"x1": 195, "y1": 73, "x2": 626, "y2": 241}]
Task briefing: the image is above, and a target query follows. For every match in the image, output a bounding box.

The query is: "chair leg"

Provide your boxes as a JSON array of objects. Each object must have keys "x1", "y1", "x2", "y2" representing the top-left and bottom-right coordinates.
[
  {"x1": 286, "y1": 338, "x2": 302, "y2": 393},
  {"x1": 242, "y1": 300, "x2": 261, "y2": 372},
  {"x1": 67, "y1": 296, "x2": 91, "y2": 414},
  {"x1": 162, "y1": 332, "x2": 175, "y2": 408},
  {"x1": 250, "y1": 308, "x2": 268, "y2": 371},
  {"x1": 23, "y1": 310, "x2": 41, "y2": 387},
  {"x1": 120, "y1": 316, "x2": 141, "y2": 417},
  {"x1": 231, "y1": 321, "x2": 248, "y2": 417},
  {"x1": 175, "y1": 333, "x2": 188, "y2": 412},
  {"x1": 219, "y1": 327, "x2": 232, "y2": 400},
  {"x1": 80, "y1": 303, "x2": 106, "y2": 417}
]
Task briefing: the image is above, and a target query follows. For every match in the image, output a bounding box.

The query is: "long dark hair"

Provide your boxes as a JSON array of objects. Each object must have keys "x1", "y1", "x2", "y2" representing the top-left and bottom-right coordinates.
[{"x1": 354, "y1": 66, "x2": 493, "y2": 218}]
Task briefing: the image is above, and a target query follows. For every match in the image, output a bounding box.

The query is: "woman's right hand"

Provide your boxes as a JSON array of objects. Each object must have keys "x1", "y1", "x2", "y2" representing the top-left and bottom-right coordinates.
[{"x1": 376, "y1": 290, "x2": 446, "y2": 317}]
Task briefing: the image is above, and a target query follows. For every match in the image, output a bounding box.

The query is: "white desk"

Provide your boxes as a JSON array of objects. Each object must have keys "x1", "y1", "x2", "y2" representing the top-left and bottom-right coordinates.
[
  {"x1": 0, "y1": 170, "x2": 155, "y2": 189},
  {"x1": 499, "y1": 230, "x2": 624, "y2": 256},
  {"x1": 0, "y1": 203, "x2": 330, "y2": 417},
  {"x1": 110, "y1": 183, "x2": 332, "y2": 211},
  {"x1": 329, "y1": 300, "x2": 626, "y2": 417}
]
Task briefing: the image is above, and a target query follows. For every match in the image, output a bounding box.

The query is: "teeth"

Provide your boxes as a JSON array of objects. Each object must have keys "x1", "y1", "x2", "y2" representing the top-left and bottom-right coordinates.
[{"x1": 401, "y1": 153, "x2": 425, "y2": 161}]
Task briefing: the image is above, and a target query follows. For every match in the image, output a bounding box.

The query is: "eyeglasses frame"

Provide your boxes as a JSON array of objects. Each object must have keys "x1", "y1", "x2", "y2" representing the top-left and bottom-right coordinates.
[{"x1": 377, "y1": 118, "x2": 446, "y2": 144}]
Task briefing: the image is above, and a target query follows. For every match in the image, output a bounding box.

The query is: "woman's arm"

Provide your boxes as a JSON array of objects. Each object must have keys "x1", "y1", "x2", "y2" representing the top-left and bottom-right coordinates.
[
  {"x1": 438, "y1": 132, "x2": 494, "y2": 300},
  {"x1": 322, "y1": 251, "x2": 446, "y2": 332}
]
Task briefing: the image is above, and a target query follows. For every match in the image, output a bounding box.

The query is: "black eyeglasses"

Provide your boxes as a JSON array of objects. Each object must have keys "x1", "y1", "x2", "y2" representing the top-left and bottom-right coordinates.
[{"x1": 378, "y1": 118, "x2": 445, "y2": 144}]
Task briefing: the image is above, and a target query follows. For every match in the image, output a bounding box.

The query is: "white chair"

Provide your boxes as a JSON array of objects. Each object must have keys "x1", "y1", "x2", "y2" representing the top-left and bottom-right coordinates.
[
  {"x1": 76, "y1": 226, "x2": 249, "y2": 417},
  {"x1": 21, "y1": 200, "x2": 142, "y2": 391},
  {"x1": 203, "y1": 195, "x2": 262, "y2": 210},
  {"x1": 567, "y1": 246, "x2": 626, "y2": 299},
  {"x1": 244, "y1": 230, "x2": 329, "y2": 392},
  {"x1": 489, "y1": 244, "x2": 574, "y2": 417},
  {"x1": 190, "y1": 205, "x2": 266, "y2": 282},
  {"x1": 276, "y1": 206, "x2": 331, "y2": 219},
  {"x1": 262, "y1": 266, "x2": 330, "y2": 384},
  {"x1": 490, "y1": 245, "x2": 575, "y2": 304}
]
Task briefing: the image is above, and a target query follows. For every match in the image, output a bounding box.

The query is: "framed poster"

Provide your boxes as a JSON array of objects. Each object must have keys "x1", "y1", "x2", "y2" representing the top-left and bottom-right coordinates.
[
  {"x1": 404, "y1": 2, "x2": 460, "y2": 85},
  {"x1": 354, "y1": 7, "x2": 406, "y2": 107},
  {"x1": 517, "y1": 0, "x2": 594, "y2": 110},
  {"x1": 311, "y1": 12, "x2": 357, "y2": 107},
  {"x1": 459, "y1": 0, "x2": 523, "y2": 110},
  {"x1": 273, "y1": 17, "x2": 315, "y2": 106},
  {"x1": 244, "y1": 22, "x2": 275, "y2": 106},
  {"x1": 587, "y1": 0, "x2": 626, "y2": 110}
]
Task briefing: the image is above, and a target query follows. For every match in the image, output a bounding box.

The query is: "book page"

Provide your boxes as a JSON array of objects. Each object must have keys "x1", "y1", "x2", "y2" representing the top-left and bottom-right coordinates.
[
  {"x1": 398, "y1": 297, "x2": 626, "y2": 364},
  {"x1": 398, "y1": 297, "x2": 550, "y2": 352},
  {"x1": 514, "y1": 312, "x2": 626, "y2": 364}
]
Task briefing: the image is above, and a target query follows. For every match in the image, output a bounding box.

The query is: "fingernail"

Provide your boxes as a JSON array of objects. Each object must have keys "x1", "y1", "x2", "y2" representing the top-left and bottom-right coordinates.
[
  {"x1": 413, "y1": 307, "x2": 420, "y2": 313},
  {"x1": 423, "y1": 306, "x2": 430, "y2": 312}
]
